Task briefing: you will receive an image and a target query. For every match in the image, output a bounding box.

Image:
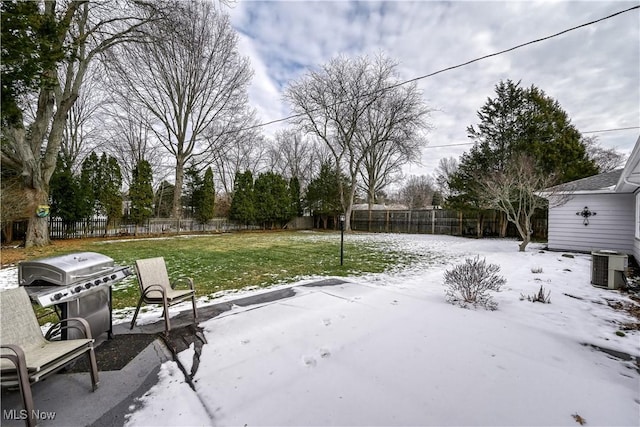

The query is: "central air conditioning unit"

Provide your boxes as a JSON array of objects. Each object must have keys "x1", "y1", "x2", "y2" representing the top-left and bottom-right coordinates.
[{"x1": 591, "y1": 250, "x2": 628, "y2": 289}]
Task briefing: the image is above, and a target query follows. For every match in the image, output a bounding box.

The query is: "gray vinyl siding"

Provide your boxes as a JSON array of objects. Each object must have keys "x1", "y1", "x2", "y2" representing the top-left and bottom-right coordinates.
[
  {"x1": 548, "y1": 193, "x2": 634, "y2": 254},
  {"x1": 635, "y1": 192, "x2": 640, "y2": 262}
]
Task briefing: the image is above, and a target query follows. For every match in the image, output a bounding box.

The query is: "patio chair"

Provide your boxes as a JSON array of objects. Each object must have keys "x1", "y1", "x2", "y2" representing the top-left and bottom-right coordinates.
[
  {"x1": 0, "y1": 287, "x2": 99, "y2": 427},
  {"x1": 130, "y1": 257, "x2": 197, "y2": 333}
]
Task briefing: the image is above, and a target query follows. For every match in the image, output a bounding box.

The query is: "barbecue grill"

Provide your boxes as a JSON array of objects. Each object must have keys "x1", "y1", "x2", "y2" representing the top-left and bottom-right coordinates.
[{"x1": 18, "y1": 252, "x2": 132, "y2": 340}]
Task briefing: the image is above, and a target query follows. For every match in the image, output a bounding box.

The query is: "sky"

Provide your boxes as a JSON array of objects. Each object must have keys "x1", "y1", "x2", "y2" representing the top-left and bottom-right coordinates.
[
  {"x1": 226, "y1": 0, "x2": 640, "y2": 176},
  {"x1": 121, "y1": 234, "x2": 639, "y2": 426}
]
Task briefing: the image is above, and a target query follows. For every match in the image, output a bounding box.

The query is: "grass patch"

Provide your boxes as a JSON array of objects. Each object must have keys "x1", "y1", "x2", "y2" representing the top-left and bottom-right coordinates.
[{"x1": 18, "y1": 231, "x2": 411, "y2": 314}]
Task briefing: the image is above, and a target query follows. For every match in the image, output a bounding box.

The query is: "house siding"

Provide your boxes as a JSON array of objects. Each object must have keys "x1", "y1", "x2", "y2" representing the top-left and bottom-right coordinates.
[
  {"x1": 548, "y1": 193, "x2": 634, "y2": 254},
  {"x1": 635, "y1": 192, "x2": 640, "y2": 262}
]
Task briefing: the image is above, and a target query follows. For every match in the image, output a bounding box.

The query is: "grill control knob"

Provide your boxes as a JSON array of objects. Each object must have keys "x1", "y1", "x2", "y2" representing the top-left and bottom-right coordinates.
[
  {"x1": 85, "y1": 283, "x2": 92, "y2": 289},
  {"x1": 94, "y1": 280, "x2": 101, "y2": 286},
  {"x1": 111, "y1": 274, "x2": 117, "y2": 280},
  {"x1": 53, "y1": 293, "x2": 63, "y2": 301},
  {"x1": 75, "y1": 286, "x2": 83, "y2": 293},
  {"x1": 103, "y1": 277, "x2": 109, "y2": 283}
]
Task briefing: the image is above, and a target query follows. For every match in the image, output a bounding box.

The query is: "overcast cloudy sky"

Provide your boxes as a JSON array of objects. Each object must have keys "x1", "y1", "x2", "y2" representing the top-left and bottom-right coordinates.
[{"x1": 227, "y1": 1, "x2": 640, "y2": 176}]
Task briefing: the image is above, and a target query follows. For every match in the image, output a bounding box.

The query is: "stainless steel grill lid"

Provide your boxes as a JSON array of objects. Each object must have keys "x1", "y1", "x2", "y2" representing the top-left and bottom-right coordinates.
[{"x1": 18, "y1": 252, "x2": 115, "y2": 287}]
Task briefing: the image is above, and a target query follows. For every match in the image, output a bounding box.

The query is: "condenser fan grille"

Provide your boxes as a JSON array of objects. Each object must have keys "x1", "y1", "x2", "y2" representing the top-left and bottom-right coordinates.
[{"x1": 591, "y1": 254, "x2": 609, "y2": 287}]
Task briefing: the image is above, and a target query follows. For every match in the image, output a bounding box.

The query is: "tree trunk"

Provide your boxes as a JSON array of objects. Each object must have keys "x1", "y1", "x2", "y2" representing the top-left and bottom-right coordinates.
[
  {"x1": 518, "y1": 238, "x2": 529, "y2": 252},
  {"x1": 499, "y1": 212, "x2": 508, "y2": 237},
  {"x1": 514, "y1": 216, "x2": 532, "y2": 252},
  {"x1": 24, "y1": 181, "x2": 51, "y2": 247},
  {"x1": 476, "y1": 212, "x2": 484, "y2": 238},
  {"x1": 2, "y1": 222, "x2": 13, "y2": 244},
  {"x1": 172, "y1": 156, "x2": 185, "y2": 219}
]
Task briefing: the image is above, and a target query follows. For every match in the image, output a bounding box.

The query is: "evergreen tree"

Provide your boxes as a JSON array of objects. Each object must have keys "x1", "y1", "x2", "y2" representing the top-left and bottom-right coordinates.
[
  {"x1": 50, "y1": 155, "x2": 90, "y2": 234},
  {"x1": 195, "y1": 167, "x2": 215, "y2": 224},
  {"x1": 305, "y1": 163, "x2": 343, "y2": 228},
  {"x1": 80, "y1": 152, "x2": 102, "y2": 217},
  {"x1": 129, "y1": 160, "x2": 154, "y2": 229},
  {"x1": 464, "y1": 79, "x2": 597, "y2": 183},
  {"x1": 183, "y1": 165, "x2": 204, "y2": 218},
  {"x1": 99, "y1": 154, "x2": 123, "y2": 233},
  {"x1": 1, "y1": 1, "x2": 66, "y2": 127},
  {"x1": 449, "y1": 80, "x2": 598, "y2": 221},
  {"x1": 254, "y1": 172, "x2": 291, "y2": 228},
  {"x1": 229, "y1": 171, "x2": 255, "y2": 225}
]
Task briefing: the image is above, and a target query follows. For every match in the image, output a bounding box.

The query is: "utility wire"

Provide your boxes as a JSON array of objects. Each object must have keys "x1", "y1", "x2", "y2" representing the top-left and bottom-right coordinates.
[
  {"x1": 237, "y1": 4, "x2": 639, "y2": 133},
  {"x1": 425, "y1": 126, "x2": 640, "y2": 149},
  {"x1": 582, "y1": 126, "x2": 640, "y2": 134}
]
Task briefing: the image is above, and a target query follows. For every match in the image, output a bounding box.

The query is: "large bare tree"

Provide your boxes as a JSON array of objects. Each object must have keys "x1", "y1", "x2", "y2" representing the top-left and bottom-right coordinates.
[
  {"x1": 285, "y1": 54, "x2": 430, "y2": 231},
  {"x1": 59, "y1": 67, "x2": 105, "y2": 173},
  {"x1": 105, "y1": 1, "x2": 252, "y2": 218},
  {"x1": 99, "y1": 95, "x2": 170, "y2": 189},
  {"x1": 1, "y1": 0, "x2": 166, "y2": 247},
  {"x1": 358, "y1": 80, "x2": 431, "y2": 208}
]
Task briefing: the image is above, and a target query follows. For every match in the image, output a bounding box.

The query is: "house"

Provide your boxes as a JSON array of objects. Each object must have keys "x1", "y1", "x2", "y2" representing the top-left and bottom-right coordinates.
[{"x1": 542, "y1": 136, "x2": 640, "y2": 262}]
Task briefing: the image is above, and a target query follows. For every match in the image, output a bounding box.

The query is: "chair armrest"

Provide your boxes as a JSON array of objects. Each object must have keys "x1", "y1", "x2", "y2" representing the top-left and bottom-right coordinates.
[
  {"x1": 45, "y1": 317, "x2": 94, "y2": 341},
  {"x1": 142, "y1": 284, "x2": 168, "y2": 300},
  {"x1": 172, "y1": 277, "x2": 194, "y2": 290},
  {"x1": 1, "y1": 344, "x2": 27, "y2": 367}
]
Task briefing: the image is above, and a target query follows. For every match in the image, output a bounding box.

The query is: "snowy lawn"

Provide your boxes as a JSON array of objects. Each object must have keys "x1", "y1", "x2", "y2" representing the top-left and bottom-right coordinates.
[{"x1": 122, "y1": 234, "x2": 639, "y2": 426}]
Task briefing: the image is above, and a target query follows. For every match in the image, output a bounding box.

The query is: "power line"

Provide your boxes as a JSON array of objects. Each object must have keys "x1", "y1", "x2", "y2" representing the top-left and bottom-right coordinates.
[
  {"x1": 582, "y1": 126, "x2": 640, "y2": 134},
  {"x1": 425, "y1": 126, "x2": 640, "y2": 150},
  {"x1": 238, "y1": 4, "x2": 639, "y2": 133}
]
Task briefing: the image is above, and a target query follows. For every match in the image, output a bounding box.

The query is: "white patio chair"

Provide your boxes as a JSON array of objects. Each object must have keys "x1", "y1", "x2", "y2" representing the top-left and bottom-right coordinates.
[
  {"x1": 130, "y1": 257, "x2": 197, "y2": 333},
  {"x1": 0, "y1": 287, "x2": 99, "y2": 427}
]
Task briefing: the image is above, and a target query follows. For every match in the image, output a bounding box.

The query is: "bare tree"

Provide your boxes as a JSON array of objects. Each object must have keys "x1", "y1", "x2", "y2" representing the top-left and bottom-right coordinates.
[
  {"x1": 99, "y1": 95, "x2": 170, "y2": 189},
  {"x1": 285, "y1": 54, "x2": 430, "y2": 231},
  {"x1": 265, "y1": 129, "x2": 320, "y2": 190},
  {"x1": 105, "y1": 2, "x2": 252, "y2": 218},
  {"x1": 60, "y1": 67, "x2": 105, "y2": 173},
  {"x1": 475, "y1": 154, "x2": 560, "y2": 252},
  {"x1": 582, "y1": 136, "x2": 627, "y2": 173},
  {"x1": 358, "y1": 79, "x2": 431, "y2": 208},
  {"x1": 210, "y1": 120, "x2": 266, "y2": 196},
  {"x1": 1, "y1": 0, "x2": 167, "y2": 247},
  {"x1": 398, "y1": 175, "x2": 436, "y2": 209},
  {"x1": 433, "y1": 156, "x2": 458, "y2": 201}
]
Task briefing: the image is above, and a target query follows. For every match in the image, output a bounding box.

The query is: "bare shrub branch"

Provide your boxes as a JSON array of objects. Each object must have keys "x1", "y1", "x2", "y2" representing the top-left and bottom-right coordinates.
[{"x1": 443, "y1": 256, "x2": 506, "y2": 310}]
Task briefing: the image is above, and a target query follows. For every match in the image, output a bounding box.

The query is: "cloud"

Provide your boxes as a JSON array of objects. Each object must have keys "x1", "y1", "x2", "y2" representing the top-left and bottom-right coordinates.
[{"x1": 229, "y1": 0, "x2": 640, "y2": 173}]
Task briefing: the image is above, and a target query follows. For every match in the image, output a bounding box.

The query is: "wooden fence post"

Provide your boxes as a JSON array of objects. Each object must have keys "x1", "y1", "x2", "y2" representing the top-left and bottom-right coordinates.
[{"x1": 432, "y1": 210, "x2": 436, "y2": 235}]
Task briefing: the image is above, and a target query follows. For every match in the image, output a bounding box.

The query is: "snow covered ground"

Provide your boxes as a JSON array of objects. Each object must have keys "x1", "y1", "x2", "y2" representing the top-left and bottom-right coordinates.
[
  {"x1": 1, "y1": 233, "x2": 639, "y2": 425},
  {"x1": 123, "y1": 234, "x2": 638, "y2": 426}
]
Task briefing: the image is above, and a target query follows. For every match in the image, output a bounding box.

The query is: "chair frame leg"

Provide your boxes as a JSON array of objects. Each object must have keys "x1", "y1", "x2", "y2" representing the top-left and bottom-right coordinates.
[
  {"x1": 191, "y1": 294, "x2": 197, "y2": 321},
  {"x1": 87, "y1": 346, "x2": 100, "y2": 391},
  {"x1": 130, "y1": 296, "x2": 144, "y2": 330},
  {"x1": 162, "y1": 297, "x2": 170, "y2": 333},
  {"x1": 2, "y1": 346, "x2": 36, "y2": 427}
]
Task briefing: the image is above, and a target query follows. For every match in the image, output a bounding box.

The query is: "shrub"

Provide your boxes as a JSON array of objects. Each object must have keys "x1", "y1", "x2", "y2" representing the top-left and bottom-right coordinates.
[
  {"x1": 520, "y1": 285, "x2": 551, "y2": 303},
  {"x1": 443, "y1": 256, "x2": 506, "y2": 310}
]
